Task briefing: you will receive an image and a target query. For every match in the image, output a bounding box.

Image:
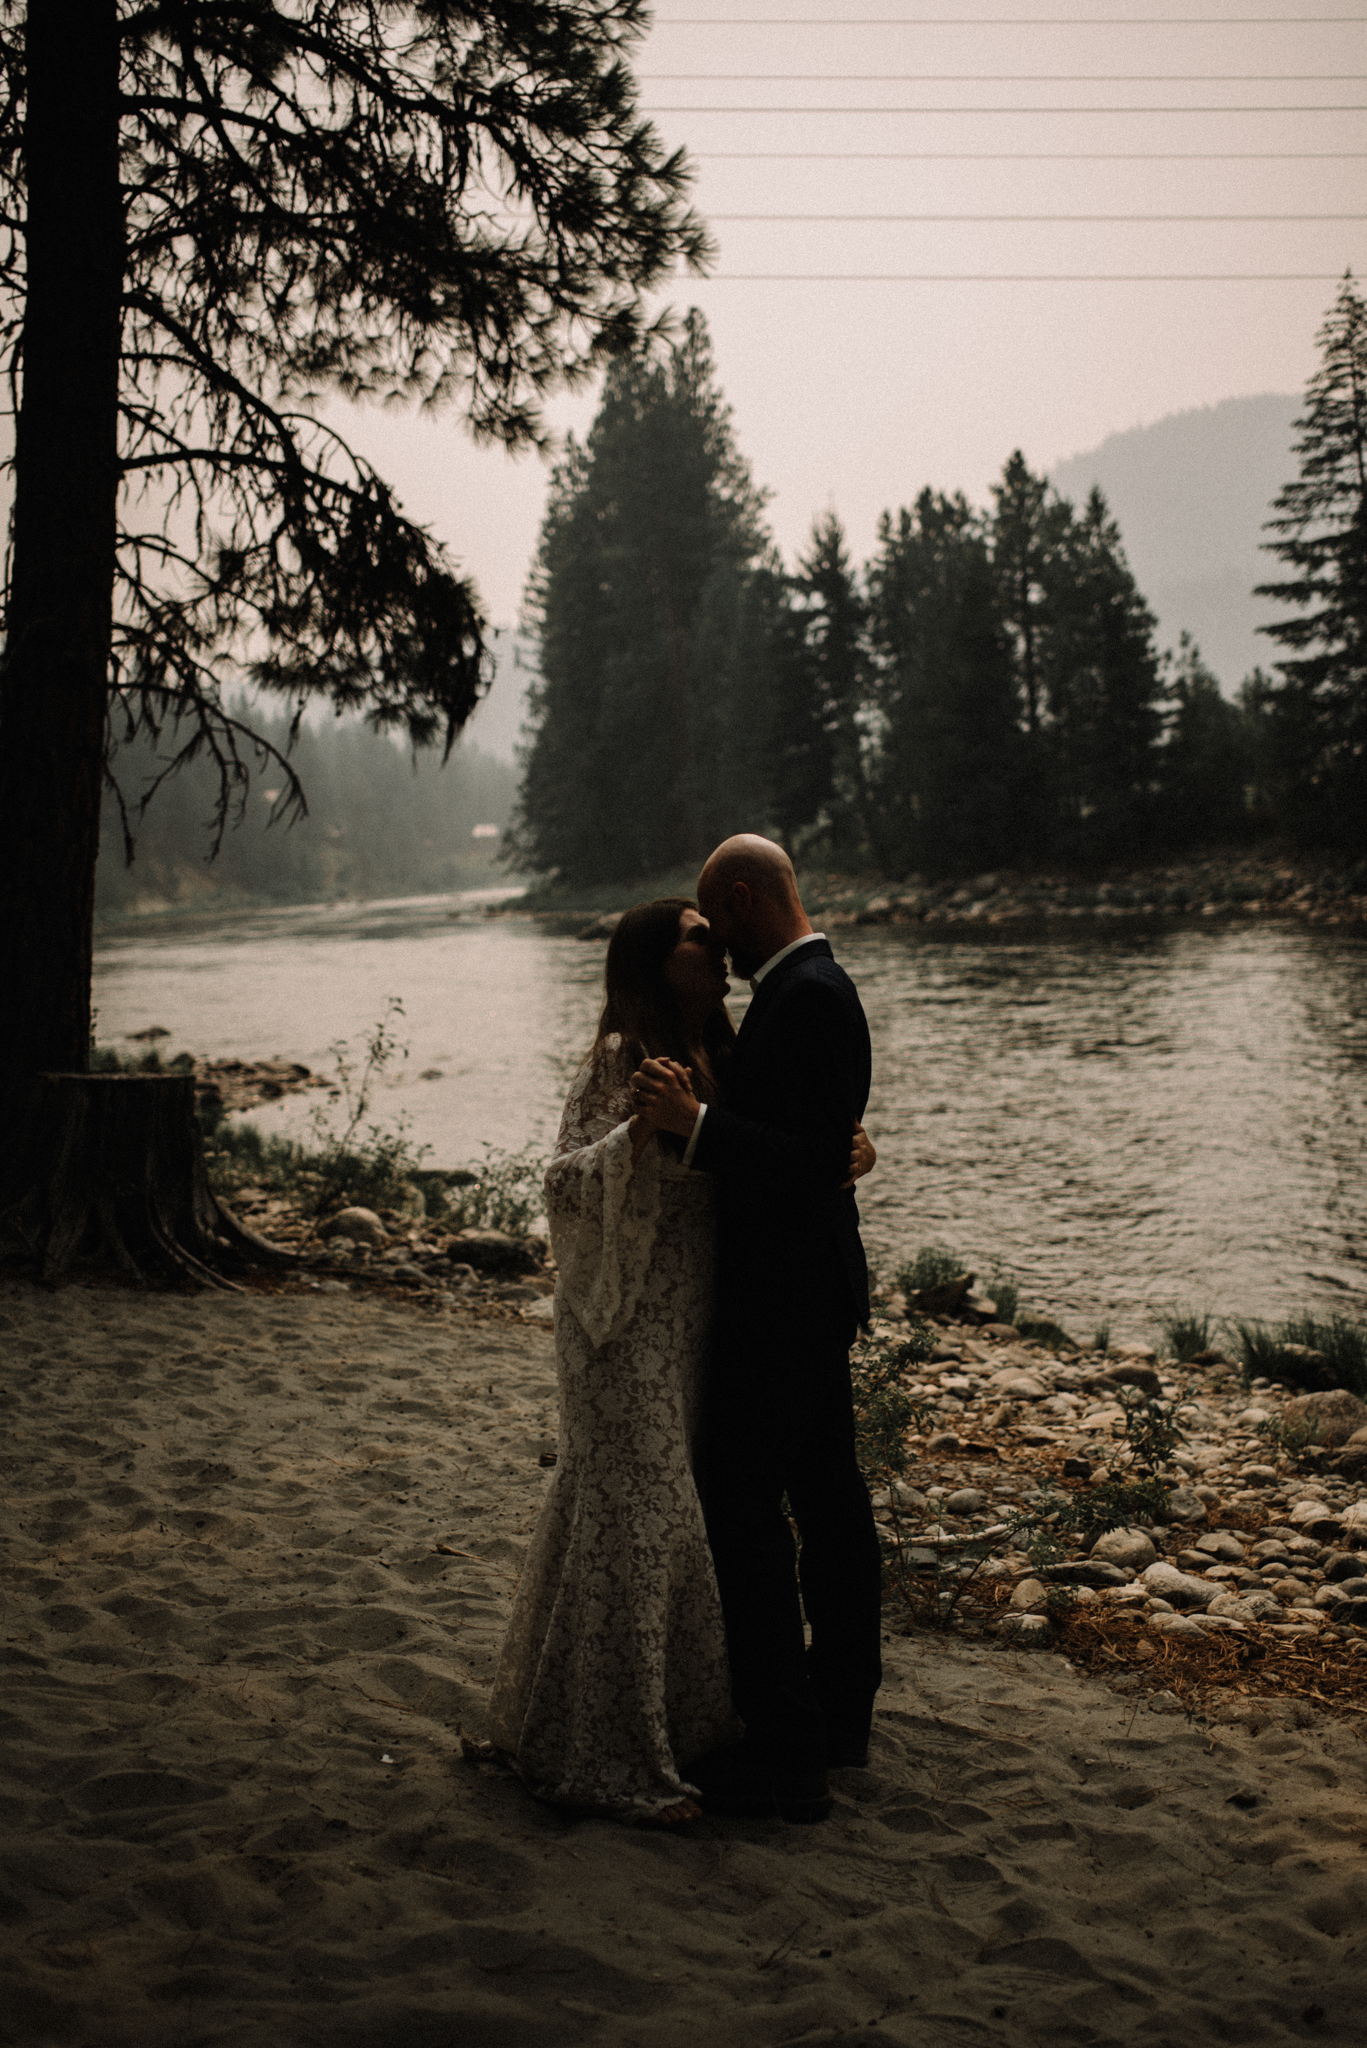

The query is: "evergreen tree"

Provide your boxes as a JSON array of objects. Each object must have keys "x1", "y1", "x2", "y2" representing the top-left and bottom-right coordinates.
[
  {"x1": 863, "y1": 490, "x2": 1024, "y2": 878},
  {"x1": 990, "y1": 451, "x2": 1073, "y2": 742},
  {"x1": 1041, "y1": 487, "x2": 1165, "y2": 863},
  {"x1": 767, "y1": 513, "x2": 870, "y2": 861},
  {"x1": 1255, "y1": 273, "x2": 1367, "y2": 847},
  {"x1": 1155, "y1": 635, "x2": 1251, "y2": 846},
  {"x1": 514, "y1": 312, "x2": 773, "y2": 884}
]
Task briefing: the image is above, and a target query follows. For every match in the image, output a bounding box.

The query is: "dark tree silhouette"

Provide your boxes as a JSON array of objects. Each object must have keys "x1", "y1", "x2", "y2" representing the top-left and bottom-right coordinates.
[
  {"x1": 1255, "y1": 272, "x2": 1367, "y2": 847},
  {"x1": 513, "y1": 312, "x2": 771, "y2": 886},
  {"x1": 0, "y1": 1, "x2": 707, "y2": 1279}
]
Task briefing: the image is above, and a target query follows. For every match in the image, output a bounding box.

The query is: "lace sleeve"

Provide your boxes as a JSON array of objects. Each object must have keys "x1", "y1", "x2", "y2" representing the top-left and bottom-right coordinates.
[{"x1": 544, "y1": 1038, "x2": 663, "y2": 1348}]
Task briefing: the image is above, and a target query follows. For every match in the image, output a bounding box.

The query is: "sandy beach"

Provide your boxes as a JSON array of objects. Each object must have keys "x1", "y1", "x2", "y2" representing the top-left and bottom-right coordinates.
[{"x1": 3, "y1": 1275, "x2": 1366, "y2": 2047}]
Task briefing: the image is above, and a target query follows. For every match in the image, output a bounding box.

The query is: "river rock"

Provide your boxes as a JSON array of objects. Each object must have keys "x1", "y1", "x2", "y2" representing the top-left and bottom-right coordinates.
[
  {"x1": 1287, "y1": 1497, "x2": 1343, "y2": 1540},
  {"x1": 318, "y1": 1206, "x2": 388, "y2": 1246},
  {"x1": 1332, "y1": 1427, "x2": 1367, "y2": 1479},
  {"x1": 1339, "y1": 1599, "x2": 1367, "y2": 1627},
  {"x1": 1194, "y1": 1530, "x2": 1246, "y2": 1562},
  {"x1": 445, "y1": 1229, "x2": 543, "y2": 1275},
  {"x1": 1150, "y1": 1612, "x2": 1205, "y2": 1638},
  {"x1": 1207, "y1": 1589, "x2": 1286, "y2": 1622},
  {"x1": 1089, "y1": 1526, "x2": 1158, "y2": 1569},
  {"x1": 996, "y1": 1613, "x2": 1051, "y2": 1646},
  {"x1": 1324, "y1": 1551, "x2": 1367, "y2": 1582},
  {"x1": 944, "y1": 1487, "x2": 987, "y2": 1515},
  {"x1": 1281, "y1": 1389, "x2": 1367, "y2": 1446},
  {"x1": 1341, "y1": 1502, "x2": 1367, "y2": 1547},
  {"x1": 1163, "y1": 1486, "x2": 1209, "y2": 1524},
  {"x1": 1141, "y1": 1561, "x2": 1218, "y2": 1608},
  {"x1": 988, "y1": 1368, "x2": 1048, "y2": 1398},
  {"x1": 1009, "y1": 1577, "x2": 1049, "y2": 1612},
  {"x1": 1042, "y1": 1561, "x2": 1131, "y2": 1589}
]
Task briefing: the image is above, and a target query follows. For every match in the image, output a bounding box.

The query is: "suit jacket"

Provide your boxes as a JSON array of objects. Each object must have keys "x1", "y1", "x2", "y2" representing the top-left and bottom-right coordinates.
[{"x1": 691, "y1": 938, "x2": 872, "y2": 1346}]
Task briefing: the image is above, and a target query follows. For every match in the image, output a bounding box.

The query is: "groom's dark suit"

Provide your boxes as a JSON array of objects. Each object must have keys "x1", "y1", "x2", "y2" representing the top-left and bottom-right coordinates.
[{"x1": 690, "y1": 937, "x2": 882, "y2": 1777}]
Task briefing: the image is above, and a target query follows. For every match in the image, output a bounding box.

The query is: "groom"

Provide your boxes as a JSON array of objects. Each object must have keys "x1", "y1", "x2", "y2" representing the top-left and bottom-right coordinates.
[{"x1": 632, "y1": 834, "x2": 881, "y2": 1823}]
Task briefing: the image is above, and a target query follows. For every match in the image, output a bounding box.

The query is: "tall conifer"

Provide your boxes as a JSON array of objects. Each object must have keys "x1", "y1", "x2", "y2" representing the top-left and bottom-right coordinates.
[
  {"x1": 514, "y1": 312, "x2": 773, "y2": 883},
  {"x1": 1255, "y1": 273, "x2": 1367, "y2": 845},
  {"x1": 864, "y1": 490, "x2": 1023, "y2": 877}
]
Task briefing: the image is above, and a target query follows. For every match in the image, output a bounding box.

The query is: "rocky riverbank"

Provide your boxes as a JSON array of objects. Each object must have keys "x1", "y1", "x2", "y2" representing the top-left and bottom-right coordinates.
[
  {"x1": 553, "y1": 846, "x2": 1367, "y2": 940},
  {"x1": 215, "y1": 1192, "x2": 558, "y2": 1327},
  {"x1": 860, "y1": 1293, "x2": 1367, "y2": 1710}
]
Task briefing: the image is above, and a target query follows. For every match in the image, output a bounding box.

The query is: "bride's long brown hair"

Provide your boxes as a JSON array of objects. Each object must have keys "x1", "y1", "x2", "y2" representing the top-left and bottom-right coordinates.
[{"x1": 590, "y1": 897, "x2": 735, "y2": 1092}]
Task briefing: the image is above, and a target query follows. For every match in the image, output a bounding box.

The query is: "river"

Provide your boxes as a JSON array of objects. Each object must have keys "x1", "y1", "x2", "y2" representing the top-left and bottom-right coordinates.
[{"x1": 92, "y1": 893, "x2": 1367, "y2": 1342}]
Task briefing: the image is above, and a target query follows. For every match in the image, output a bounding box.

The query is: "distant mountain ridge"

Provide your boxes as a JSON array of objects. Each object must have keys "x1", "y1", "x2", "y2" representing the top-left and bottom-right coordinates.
[{"x1": 1050, "y1": 392, "x2": 1300, "y2": 691}]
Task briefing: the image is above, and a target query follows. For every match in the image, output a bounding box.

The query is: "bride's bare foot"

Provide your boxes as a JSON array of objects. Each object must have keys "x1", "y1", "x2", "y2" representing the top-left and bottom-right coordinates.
[{"x1": 641, "y1": 1797, "x2": 701, "y2": 1828}]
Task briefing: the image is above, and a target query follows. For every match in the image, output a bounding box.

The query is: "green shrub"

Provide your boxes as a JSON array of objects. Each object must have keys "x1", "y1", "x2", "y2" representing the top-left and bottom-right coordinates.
[
  {"x1": 1278, "y1": 1313, "x2": 1367, "y2": 1398},
  {"x1": 986, "y1": 1269, "x2": 1019, "y2": 1325},
  {"x1": 895, "y1": 1244, "x2": 964, "y2": 1295},
  {"x1": 1228, "y1": 1314, "x2": 1367, "y2": 1396},
  {"x1": 441, "y1": 1146, "x2": 548, "y2": 1237},
  {"x1": 1159, "y1": 1308, "x2": 1215, "y2": 1362}
]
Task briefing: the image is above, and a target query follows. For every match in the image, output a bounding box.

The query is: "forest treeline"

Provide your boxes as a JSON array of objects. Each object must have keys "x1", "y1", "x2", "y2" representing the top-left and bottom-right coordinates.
[
  {"x1": 95, "y1": 710, "x2": 517, "y2": 918},
  {"x1": 512, "y1": 285, "x2": 1367, "y2": 886}
]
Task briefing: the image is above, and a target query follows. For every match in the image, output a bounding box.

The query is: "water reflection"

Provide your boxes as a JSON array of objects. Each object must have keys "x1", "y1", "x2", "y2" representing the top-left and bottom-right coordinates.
[{"x1": 93, "y1": 898, "x2": 1367, "y2": 1337}]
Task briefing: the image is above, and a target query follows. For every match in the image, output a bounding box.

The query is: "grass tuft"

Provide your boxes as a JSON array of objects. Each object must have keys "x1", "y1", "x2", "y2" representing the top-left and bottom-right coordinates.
[
  {"x1": 1159, "y1": 1308, "x2": 1216, "y2": 1363},
  {"x1": 1228, "y1": 1314, "x2": 1367, "y2": 1397},
  {"x1": 895, "y1": 1244, "x2": 965, "y2": 1295}
]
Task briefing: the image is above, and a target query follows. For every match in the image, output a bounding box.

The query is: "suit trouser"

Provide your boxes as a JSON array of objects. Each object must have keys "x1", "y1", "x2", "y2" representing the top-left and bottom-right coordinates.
[{"x1": 697, "y1": 1330, "x2": 883, "y2": 1776}]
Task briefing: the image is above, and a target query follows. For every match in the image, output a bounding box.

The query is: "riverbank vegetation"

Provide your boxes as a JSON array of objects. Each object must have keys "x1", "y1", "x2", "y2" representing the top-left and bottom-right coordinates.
[{"x1": 512, "y1": 280, "x2": 1367, "y2": 890}]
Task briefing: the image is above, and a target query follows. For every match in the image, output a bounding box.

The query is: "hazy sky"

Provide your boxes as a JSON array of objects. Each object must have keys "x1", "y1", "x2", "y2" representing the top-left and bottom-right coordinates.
[{"x1": 330, "y1": 3, "x2": 1364, "y2": 626}]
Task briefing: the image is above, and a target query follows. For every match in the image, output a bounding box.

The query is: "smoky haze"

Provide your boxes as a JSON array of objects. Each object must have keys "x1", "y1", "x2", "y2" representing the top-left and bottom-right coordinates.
[{"x1": 322, "y1": 4, "x2": 1362, "y2": 637}]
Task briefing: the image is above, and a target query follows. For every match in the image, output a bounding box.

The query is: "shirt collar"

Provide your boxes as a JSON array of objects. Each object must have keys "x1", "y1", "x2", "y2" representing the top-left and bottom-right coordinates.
[{"x1": 748, "y1": 931, "x2": 826, "y2": 993}]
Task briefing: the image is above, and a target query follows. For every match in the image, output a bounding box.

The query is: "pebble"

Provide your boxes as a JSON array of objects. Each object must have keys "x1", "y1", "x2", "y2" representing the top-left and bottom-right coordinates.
[
  {"x1": 1141, "y1": 1562, "x2": 1218, "y2": 1609},
  {"x1": 996, "y1": 1613, "x2": 1052, "y2": 1646},
  {"x1": 1009, "y1": 1577, "x2": 1049, "y2": 1612},
  {"x1": 318, "y1": 1206, "x2": 388, "y2": 1247},
  {"x1": 1150, "y1": 1613, "x2": 1206, "y2": 1638}
]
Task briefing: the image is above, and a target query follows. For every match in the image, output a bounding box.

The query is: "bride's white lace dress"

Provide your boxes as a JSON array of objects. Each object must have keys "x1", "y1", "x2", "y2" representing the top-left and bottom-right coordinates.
[{"x1": 487, "y1": 1037, "x2": 738, "y2": 1816}]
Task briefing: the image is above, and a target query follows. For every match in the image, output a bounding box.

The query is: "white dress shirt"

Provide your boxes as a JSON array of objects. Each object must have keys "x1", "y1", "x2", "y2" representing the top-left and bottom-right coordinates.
[{"x1": 680, "y1": 931, "x2": 827, "y2": 1166}]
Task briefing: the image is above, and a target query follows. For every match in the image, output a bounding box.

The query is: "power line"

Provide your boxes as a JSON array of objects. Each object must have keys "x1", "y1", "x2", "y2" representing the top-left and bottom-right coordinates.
[
  {"x1": 651, "y1": 14, "x2": 1367, "y2": 21},
  {"x1": 644, "y1": 71, "x2": 1367, "y2": 78},
  {"x1": 690, "y1": 269, "x2": 1353, "y2": 278},
  {"x1": 643, "y1": 101, "x2": 1366, "y2": 109},
  {"x1": 708, "y1": 209, "x2": 1366, "y2": 217},
  {"x1": 694, "y1": 147, "x2": 1367, "y2": 154}
]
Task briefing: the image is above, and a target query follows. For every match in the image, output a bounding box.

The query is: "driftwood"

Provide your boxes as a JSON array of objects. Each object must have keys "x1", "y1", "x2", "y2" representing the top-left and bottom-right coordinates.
[{"x1": 1, "y1": 1072, "x2": 291, "y2": 1289}]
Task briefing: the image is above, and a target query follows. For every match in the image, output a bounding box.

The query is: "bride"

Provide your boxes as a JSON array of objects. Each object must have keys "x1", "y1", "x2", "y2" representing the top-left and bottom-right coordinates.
[{"x1": 487, "y1": 896, "x2": 875, "y2": 1825}]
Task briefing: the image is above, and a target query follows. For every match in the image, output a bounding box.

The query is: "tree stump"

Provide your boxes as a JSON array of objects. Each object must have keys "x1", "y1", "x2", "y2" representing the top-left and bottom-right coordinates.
[{"x1": 1, "y1": 1072, "x2": 293, "y2": 1288}]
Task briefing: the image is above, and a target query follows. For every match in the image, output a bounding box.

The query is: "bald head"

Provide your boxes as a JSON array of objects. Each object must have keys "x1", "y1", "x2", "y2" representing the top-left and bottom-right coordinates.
[
  {"x1": 699, "y1": 834, "x2": 803, "y2": 911},
  {"x1": 697, "y1": 834, "x2": 812, "y2": 978}
]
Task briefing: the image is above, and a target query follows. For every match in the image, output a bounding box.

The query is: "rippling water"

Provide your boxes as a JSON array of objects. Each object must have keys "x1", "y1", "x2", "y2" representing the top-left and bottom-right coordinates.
[{"x1": 93, "y1": 895, "x2": 1367, "y2": 1339}]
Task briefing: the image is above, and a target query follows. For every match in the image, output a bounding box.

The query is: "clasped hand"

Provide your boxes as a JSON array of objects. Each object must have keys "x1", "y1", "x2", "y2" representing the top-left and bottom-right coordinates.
[
  {"x1": 629, "y1": 1057, "x2": 700, "y2": 1140},
  {"x1": 628, "y1": 1058, "x2": 877, "y2": 1188}
]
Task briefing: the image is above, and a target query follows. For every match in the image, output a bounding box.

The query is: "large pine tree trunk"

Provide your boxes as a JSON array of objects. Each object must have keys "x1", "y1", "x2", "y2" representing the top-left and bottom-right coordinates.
[
  {"x1": 12, "y1": 1074, "x2": 287, "y2": 1289},
  {"x1": 0, "y1": 7, "x2": 289, "y2": 1286},
  {"x1": 0, "y1": 1, "x2": 122, "y2": 1094}
]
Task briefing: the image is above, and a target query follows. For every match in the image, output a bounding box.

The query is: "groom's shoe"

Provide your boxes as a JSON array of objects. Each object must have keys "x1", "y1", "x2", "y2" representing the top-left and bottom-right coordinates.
[
  {"x1": 773, "y1": 1770, "x2": 833, "y2": 1825},
  {"x1": 690, "y1": 1747, "x2": 832, "y2": 1825}
]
